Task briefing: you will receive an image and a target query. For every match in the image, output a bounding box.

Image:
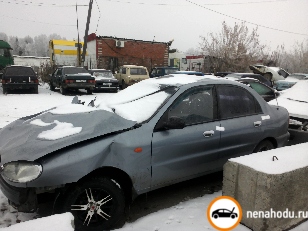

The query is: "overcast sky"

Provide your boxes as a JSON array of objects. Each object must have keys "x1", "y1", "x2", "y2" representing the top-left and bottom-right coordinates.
[{"x1": 1, "y1": 0, "x2": 308, "y2": 53}]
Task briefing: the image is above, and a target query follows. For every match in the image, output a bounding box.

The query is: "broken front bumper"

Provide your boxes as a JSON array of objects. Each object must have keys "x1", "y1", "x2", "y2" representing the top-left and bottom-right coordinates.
[{"x1": 0, "y1": 176, "x2": 37, "y2": 212}]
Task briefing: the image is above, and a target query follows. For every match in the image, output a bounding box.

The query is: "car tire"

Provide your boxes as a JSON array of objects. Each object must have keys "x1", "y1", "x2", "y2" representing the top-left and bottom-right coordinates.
[
  {"x1": 50, "y1": 82, "x2": 55, "y2": 91},
  {"x1": 121, "y1": 80, "x2": 126, "y2": 90},
  {"x1": 60, "y1": 85, "x2": 66, "y2": 95},
  {"x1": 253, "y1": 140, "x2": 274, "y2": 153},
  {"x1": 62, "y1": 177, "x2": 126, "y2": 231},
  {"x1": 213, "y1": 214, "x2": 219, "y2": 219},
  {"x1": 231, "y1": 214, "x2": 236, "y2": 219},
  {"x1": 33, "y1": 86, "x2": 39, "y2": 94},
  {"x1": 87, "y1": 89, "x2": 93, "y2": 95},
  {"x1": 3, "y1": 87, "x2": 8, "y2": 94}
]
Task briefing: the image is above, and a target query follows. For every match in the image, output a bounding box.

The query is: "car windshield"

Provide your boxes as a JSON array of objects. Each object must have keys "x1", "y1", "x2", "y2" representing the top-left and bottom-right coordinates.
[
  {"x1": 5, "y1": 67, "x2": 35, "y2": 76},
  {"x1": 130, "y1": 68, "x2": 147, "y2": 75},
  {"x1": 63, "y1": 67, "x2": 89, "y2": 75},
  {"x1": 93, "y1": 71, "x2": 113, "y2": 78},
  {"x1": 165, "y1": 69, "x2": 178, "y2": 74},
  {"x1": 99, "y1": 87, "x2": 177, "y2": 123}
]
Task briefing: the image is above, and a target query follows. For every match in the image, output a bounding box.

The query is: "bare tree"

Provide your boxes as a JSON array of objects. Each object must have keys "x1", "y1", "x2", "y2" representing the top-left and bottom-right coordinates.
[
  {"x1": 200, "y1": 21, "x2": 267, "y2": 72},
  {"x1": 0, "y1": 32, "x2": 8, "y2": 41}
]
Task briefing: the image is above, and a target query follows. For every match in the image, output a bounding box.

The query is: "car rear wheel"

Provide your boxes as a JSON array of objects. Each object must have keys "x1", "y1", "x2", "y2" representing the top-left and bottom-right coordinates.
[
  {"x1": 253, "y1": 140, "x2": 274, "y2": 153},
  {"x1": 121, "y1": 80, "x2": 127, "y2": 89},
  {"x1": 49, "y1": 82, "x2": 55, "y2": 91},
  {"x1": 3, "y1": 87, "x2": 8, "y2": 94},
  {"x1": 87, "y1": 89, "x2": 93, "y2": 95},
  {"x1": 60, "y1": 85, "x2": 67, "y2": 95},
  {"x1": 33, "y1": 86, "x2": 38, "y2": 94},
  {"x1": 62, "y1": 177, "x2": 126, "y2": 231}
]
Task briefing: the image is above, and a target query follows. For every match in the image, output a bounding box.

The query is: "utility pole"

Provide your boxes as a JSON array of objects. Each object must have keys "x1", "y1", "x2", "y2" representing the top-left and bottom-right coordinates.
[{"x1": 82, "y1": 0, "x2": 93, "y2": 67}]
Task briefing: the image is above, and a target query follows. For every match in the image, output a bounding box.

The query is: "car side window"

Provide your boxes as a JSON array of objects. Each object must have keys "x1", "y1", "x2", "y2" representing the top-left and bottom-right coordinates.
[
  {"x1": 122, "y1": 68, "x2": 126, "y2": 74},
  {"x1": 217, "y1": 85, "x2": 262, "y2": 119},
  {"x1": 168, "y1": 86, "x2": 216, "y2": 125},
  {"x1": 56, "y1": 69, "x2": 62, "y2": 76},
  {"x1": 248, "y1": 82, "x2": 274, "y2": 95}
]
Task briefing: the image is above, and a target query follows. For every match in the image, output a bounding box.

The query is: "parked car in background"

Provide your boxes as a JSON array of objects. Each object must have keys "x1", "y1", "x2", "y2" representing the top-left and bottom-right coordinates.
[
  {"x1": 88, "y1": 69, "x2": 119, "y2": 92},
  {"x1": 214, "y1": 72, "x2": 233, "y2": 77},
  {"x1": 0, "y1": 75, "x2": 289, "y2": 230},
  {"x1": 224, "y1": 73, "x2": 272, "y2": 87},
  {"x1": 49, "y1": 66, "x2": 95, "y2": 95},
  {"x1": 275, "y1": 73, "x2": 308, "y2": 91},
  {"x1": 150, "y1": 66, "x2": 178, "y2": 78},
  {"x1": 172, "y1": 70, "x2": 206, "y2": 76},
  {"x1": 236, "y1": 78, "x2": 279, "y2": 102},
  {"x1": 249, "y1": 65, "x2": 289, "y2": 84},
  {"x1": 114, "y1": 65, "x2": 149, "y2": 89},
  {"x1": 1, "y1": 65, "x2": 38, "y2": 94}
]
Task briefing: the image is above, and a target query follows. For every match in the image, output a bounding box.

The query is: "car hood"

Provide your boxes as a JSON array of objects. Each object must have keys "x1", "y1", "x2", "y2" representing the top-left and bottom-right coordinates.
[{"x1": 0, "y1": 105, "x2": 136, "y2": 164}]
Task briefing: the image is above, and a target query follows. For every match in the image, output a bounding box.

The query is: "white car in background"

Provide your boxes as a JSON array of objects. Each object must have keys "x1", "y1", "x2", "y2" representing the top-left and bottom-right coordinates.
[
  {"x1": 275, "y1": 73, "x2": 308, "y2": 91},
  {"x1": 249, "y1": 64, "x2": 289, "y2": 84}
]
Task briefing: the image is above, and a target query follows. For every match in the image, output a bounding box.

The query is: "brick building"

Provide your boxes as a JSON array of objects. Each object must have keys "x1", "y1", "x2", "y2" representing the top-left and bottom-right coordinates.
[{"x1": 85, "y1": 33, "x2": 172, "y2": 73}]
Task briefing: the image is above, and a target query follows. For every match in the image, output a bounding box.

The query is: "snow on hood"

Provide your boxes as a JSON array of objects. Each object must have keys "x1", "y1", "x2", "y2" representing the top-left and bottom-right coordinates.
[
  {"x1": 269, "y1": 80, "x2": 308, "y2": 119},
  {"x1": 0, "y1": 109, "x2": 136, "y2": 164}
]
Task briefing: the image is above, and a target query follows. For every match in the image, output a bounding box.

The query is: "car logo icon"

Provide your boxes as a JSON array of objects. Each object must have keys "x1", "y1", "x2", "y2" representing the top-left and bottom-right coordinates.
[
  {"x1": 212, "y1": 207, "x2": 238, "y2": 219},
  {"x1": 207, "y1": 196, "x2": 242, "y2": 231}
]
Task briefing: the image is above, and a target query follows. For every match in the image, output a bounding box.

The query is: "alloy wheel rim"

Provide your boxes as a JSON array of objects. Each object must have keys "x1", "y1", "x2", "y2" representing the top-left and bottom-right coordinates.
[{"x1": 71, "y1": 188, "x2": 114, "y2": 226}]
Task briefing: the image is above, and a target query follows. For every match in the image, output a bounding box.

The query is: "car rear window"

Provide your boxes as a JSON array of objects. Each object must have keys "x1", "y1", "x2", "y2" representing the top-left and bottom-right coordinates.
[
  {"x1": 5, "y1": 67, "x2": 35, "y2": 76},
  {"x1": 63, "y1": 67, "x2": 89, "y2": 75}
]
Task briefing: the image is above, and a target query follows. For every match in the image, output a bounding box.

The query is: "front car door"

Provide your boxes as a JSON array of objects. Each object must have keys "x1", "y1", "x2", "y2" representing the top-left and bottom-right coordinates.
[
  {"x1": 151, "y1": 85, "x2": 221, "y2": 189},
  {"x1": 215, "y1": 84, "x2": 264, "y2": 164}
]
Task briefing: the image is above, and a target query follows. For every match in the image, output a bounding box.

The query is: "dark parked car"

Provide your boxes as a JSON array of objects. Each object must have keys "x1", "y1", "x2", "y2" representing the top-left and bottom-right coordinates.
[
  {"x1": 1, "y1": 65, "x2": 39, "y2": 94},
  {"x1": 212, "y1": 208, "x2": 238, "y2": 219},
  {"x1": 0, "y1": 75, "x2": 289, "y2": 230},
  {"x1": 236, "y1": 78, "x2": 279, "y2": 102},
  {"x1": 88, "y1": 69, "x2": 119, "y2": 92},
  {"x1": 172, "y1": 71, "x2": 205, "y2": 76},
  {"x1": 224, "y1": 73, "x2": 273, "y2": 87},
  {"x1": 49, "y1": 66, "x2": 95, "y2": 95},
  {"x1": 150, "y1": 66, "x2": 179, "y2": 78}
]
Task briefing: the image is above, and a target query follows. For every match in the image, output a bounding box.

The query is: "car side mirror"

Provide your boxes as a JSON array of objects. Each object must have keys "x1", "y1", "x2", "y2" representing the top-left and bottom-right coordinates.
[
  {"x1": 274, "y1": 90, "x2": 280, "y2": 97},
  {"x1": 0, "y1": 72, "x2": 3, "y2": 79},
  {"x1": 163, "y1": 116, "x2": 185, "y2": 129}
]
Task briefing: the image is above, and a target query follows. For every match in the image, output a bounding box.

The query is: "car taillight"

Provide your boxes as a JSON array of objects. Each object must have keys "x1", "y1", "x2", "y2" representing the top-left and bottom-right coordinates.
[
  {"x1": 88, "y1": 80, "x2": 95, "y2": 83},
  {"x1": 2, "y1": 79, "x2": 10, "y2": 84},
  {"x1": 30, "y1": 79, "x2": 39, "y2": 83},
  {"x1": 65, "y1": 80, "x2": 74, "y2": 84}
]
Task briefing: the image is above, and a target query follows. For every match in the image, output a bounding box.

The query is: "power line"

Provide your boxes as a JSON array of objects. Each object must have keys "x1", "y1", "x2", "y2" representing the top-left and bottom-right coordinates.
[
  {"x1": 185, "y1": 0, "x2": 308, "y2": 37},
  {"x1": 0, "y1": 14, "x2": 76, "y2": 27},
  {"x1": 0, "y1": 0, "x2": 88, "y2": 7}
]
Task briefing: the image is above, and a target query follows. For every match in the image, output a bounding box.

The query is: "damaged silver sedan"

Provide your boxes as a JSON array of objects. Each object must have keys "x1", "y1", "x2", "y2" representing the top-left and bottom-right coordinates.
[{"x1": 0, "y1": 75, "x2": 289, "y2": 230}]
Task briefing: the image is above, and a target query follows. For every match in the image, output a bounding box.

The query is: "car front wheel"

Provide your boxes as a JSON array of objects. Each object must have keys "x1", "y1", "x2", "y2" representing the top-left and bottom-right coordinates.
[
  {"x1": 63, "y1": 177, "x2": 126, "y2": 231},
  {"x1": 253, "y1": 140, "x2": 274, "y2": 153}
]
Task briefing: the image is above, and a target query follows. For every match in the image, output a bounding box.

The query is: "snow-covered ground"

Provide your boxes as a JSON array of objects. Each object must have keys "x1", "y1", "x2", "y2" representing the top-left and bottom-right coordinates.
[{"x1": 0, "y1": 83, "x2": 308, "y2": 230}]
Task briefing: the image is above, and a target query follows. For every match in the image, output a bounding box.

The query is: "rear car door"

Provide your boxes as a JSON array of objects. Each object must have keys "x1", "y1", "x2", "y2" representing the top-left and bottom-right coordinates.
[
  {"x1": 151, "y1": 85, "x2": 221, "y2": 188},
  {"x1": 215, "y1": 85, "x2": 264, "y2": 164}
]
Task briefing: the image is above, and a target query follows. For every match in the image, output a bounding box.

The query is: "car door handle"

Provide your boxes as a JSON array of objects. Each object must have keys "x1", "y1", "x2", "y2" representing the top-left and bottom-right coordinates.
[
  {"x1": 203, "y1": 130, "x2": 214, "y2": 137},
  {"x1": 254, "y1": 121, "x2": 262, "y2": 127}
]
